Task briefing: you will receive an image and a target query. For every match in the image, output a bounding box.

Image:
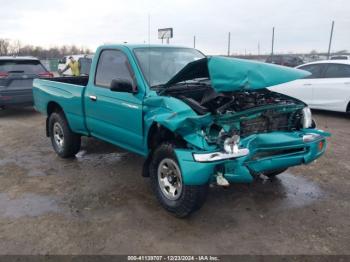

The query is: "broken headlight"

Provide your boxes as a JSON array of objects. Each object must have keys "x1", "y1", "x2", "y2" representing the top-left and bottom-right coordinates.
[
  {"x1": 223, "y1": 135, "x2": 240, "y2": 154},
  {"x1": 301, "y1": 107, "x2": 312, "y2": 128}
]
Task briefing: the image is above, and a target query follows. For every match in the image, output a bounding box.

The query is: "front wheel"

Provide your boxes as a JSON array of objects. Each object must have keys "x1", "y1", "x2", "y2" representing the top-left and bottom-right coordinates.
[
  {"x1": 48, "y1": 112, "x2": 81, "y2": 158},
  {"x1": 149, "y1": 143, "x2": 208, "y2": 218}
]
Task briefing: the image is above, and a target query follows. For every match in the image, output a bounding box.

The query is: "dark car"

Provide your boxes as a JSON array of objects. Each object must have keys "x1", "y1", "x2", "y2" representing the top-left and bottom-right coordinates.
[
  {"x1": 0, "y1": 56, "x2": 53, "y2": 109},
  {"x1": 265, "y1": 55, "x2": 304, "y2": 67},
  {"x1": 330, "y1": 55, "x2": 350, "y2": 60}
]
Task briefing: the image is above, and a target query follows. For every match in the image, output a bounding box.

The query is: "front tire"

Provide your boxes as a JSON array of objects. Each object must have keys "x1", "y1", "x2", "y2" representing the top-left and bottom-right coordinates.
[
  {"x1": 149, "y1": 143, "x2": 208, "y2": 218},
  {"x1": 48, "y1": 112, "x2": 81, "y2": 158}
]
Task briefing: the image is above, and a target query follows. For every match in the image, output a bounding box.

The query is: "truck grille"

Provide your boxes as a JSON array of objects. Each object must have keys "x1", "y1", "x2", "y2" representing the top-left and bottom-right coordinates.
[{"x1": 240, "y1": 111, "x2": 301, "y2": 137}]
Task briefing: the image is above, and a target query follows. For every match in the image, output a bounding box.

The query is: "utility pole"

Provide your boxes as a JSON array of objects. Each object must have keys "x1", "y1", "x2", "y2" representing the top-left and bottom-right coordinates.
[
  {"x1": 227, "y1": 32, "x2": 231, "y2": 56},
  {"x1": 327, "y1": 21, "x2": 335, "y2": 59},
  {"x1": 271, "y1": 27, "x2": 275, "y2": 56},
  {"x1": 148, "y1": 14, "x2": 151, "y2": 45},
  {"x1": 193, "y1": 35, "x2": 196, "y2": 48}
]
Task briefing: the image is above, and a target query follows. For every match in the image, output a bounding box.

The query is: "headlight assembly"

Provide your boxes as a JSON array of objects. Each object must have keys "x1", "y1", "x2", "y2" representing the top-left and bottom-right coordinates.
[
  {"x1": 223, "y1": 135, "x2": 240, "y2": 154},
  {"x1": 302, "y1": 107, "x2": 312, "y2": 128}
]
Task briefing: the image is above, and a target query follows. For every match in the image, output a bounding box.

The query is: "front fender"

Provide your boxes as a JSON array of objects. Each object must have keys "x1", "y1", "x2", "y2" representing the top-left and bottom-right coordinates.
[{"x1": 143, "y1": 96, "x2": 215, "y2": 151}]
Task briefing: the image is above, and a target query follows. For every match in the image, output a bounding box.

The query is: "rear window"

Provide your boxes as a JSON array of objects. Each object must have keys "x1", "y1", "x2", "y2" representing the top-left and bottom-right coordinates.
[{"x1": 0, "y1": 60, "x2": 47, "y2": 74}]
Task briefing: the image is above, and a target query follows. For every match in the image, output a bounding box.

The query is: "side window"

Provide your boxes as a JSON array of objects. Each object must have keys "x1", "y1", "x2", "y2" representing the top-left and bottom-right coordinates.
[
  {"x1": 299, "y1": 64, "x2": 325, "y2": 79},
  {"x1": 95, "y1": 50, "x2": 134, "y2": 88},
  {"x1": 323, "y1": 64, "x2": 350, "y2": 78}
]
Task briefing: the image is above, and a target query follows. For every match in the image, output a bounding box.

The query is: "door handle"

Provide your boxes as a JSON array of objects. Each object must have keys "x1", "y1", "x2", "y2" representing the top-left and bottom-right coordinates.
[
  {"x1": 303, "y1": 83, "x2": 312, "y2": 86},
  {"x1": 89, "y1": 95, "x2": 97, "y2": 101},
  {"x1": 344, "y1": 82, "x2": 350, "y2": 85}
]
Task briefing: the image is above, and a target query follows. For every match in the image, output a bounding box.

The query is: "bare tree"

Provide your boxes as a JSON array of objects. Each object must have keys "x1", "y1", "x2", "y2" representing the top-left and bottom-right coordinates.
[
  {"x1": 9, "y1": 40, "x2": 22, "y2": 55},
  {"x1": 0, "y1": 39, "x2": 10, "y2": 55},
  {"x1": 0, "y1": 39, "x2": 93, "y2": 59},
  {"x1": 70, "y1": 45, "x2": 79, "y2": 55}
]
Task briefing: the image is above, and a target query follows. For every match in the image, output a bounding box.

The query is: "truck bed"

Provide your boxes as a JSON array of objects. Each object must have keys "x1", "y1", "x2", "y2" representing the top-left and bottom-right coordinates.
[
  {"x1": 32, "y1": 76, "x2": 89, "y2": 135},
  {"x1": 48, "y1": 76, "x2": 89, "y2": 86}
]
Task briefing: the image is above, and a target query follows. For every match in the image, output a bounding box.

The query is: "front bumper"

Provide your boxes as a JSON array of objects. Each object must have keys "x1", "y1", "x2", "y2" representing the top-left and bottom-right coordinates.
[{"x1": 175, "y1": 129, "x2": 330, "y2": 185}]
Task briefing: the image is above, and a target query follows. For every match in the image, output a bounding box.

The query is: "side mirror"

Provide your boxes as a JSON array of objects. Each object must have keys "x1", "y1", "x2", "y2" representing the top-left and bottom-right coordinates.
[{"x1": 110, "y1": 79, "x2": 137, "y2": 93}]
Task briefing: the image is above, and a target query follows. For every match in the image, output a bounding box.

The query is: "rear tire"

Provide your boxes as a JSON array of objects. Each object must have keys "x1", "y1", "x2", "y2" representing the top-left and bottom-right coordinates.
[
  {"x1": 149, "y1": 143, "x2": 208, "y2": 218},
  {"x1": 48, "y1": 112, "x2": 81, "y2": 158}
]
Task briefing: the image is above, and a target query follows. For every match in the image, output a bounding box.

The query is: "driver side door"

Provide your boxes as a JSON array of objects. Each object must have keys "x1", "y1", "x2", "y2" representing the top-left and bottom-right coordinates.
[{"x1": 84, "y1": 49, "x2": 144, "y2": 154}]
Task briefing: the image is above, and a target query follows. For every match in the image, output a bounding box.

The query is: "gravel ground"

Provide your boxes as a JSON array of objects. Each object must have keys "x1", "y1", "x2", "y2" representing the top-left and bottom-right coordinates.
[{"x1": 0, "y1": 107, "x2": 349, "y2": 255}]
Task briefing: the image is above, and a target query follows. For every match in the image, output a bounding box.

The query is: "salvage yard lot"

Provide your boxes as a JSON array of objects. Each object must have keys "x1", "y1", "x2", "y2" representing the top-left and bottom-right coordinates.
[{"x1": 0, "y1": 107, "x2": 349, "y2": 254}]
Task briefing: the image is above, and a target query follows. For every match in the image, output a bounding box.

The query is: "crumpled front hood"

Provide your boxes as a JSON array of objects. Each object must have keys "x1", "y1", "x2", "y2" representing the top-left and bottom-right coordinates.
[{"x1": 164, "y1": 56, "x2": 310, "y2": 92}]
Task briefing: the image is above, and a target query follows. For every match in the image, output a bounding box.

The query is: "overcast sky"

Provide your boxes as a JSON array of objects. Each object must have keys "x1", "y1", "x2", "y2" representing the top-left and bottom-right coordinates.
[{"x1": 1, "y1": 0, "x2": 349, "y2": 54}]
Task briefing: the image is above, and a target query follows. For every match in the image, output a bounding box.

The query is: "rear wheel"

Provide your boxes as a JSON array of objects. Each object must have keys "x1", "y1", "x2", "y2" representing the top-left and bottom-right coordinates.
[
  {"x1": 149, "y1": 143, "x2": 208, "y2": 218},
  {"x1": 48, "y1": 112, "x2": 81, "y2": 158}
]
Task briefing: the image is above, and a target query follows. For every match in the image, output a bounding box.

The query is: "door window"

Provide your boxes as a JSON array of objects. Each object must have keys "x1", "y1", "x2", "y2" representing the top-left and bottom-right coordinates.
[
  {"x1": 95, "y1": 50, "x2": 134, "y2": 88},
  {"x1": 323, "y1": 64, "x2": 350, "y2": 78},
  {"x1": 298, "y1": 64, "x2": 325, "y2": 79}
]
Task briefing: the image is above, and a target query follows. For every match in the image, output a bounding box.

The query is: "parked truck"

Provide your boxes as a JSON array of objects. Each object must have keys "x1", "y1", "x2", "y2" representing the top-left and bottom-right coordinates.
[{"x1": 33, "y1": 44, "x2": 330, "y2": 217}]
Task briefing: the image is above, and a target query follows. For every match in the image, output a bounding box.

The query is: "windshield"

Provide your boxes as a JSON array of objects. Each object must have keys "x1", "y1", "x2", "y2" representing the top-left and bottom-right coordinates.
[{"x1": 134, "y1": 47, "x2": 205, "y2": 87}]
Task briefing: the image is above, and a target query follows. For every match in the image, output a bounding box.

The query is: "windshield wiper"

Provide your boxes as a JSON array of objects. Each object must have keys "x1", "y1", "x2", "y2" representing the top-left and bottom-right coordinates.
[
  {"x1": 168, "y1": 78, "x2": 210, "y2": 87},
  {"x1": 153, "y1": 77, "x2": 210, "y2": 95},
  {"x1": 150, "y1": 84, "x2": 165, "y2": 89}
]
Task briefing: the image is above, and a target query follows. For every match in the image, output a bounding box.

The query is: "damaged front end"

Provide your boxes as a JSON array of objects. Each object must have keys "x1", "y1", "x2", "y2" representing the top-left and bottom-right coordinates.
[
  {"x1": 175, "y1": 128, "x2": 328, "y2": 185},
  {"x1": 144, "y1": 56, "x2": 330, "y2": 185}
]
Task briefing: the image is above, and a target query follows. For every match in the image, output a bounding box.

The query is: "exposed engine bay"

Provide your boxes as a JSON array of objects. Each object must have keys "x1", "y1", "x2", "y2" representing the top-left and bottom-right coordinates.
[
  {"x1": 162, "y1": 81, "x2": 302, "y2": 115},
  {"x1": 161, "y1": 80, "x2": 305, "y2": 142}
]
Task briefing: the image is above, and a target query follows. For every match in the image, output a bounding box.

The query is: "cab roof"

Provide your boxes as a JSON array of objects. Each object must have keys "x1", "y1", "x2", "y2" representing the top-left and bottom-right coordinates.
[{"x1": 99, "y1": 43, "x2": 192, "y2": 51}]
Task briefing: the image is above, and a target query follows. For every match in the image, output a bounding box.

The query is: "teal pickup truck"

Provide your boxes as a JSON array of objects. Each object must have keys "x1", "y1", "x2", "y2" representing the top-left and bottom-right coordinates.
[{"x1": 33, "y1": 44, "x2": 330, "y2": 217}]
